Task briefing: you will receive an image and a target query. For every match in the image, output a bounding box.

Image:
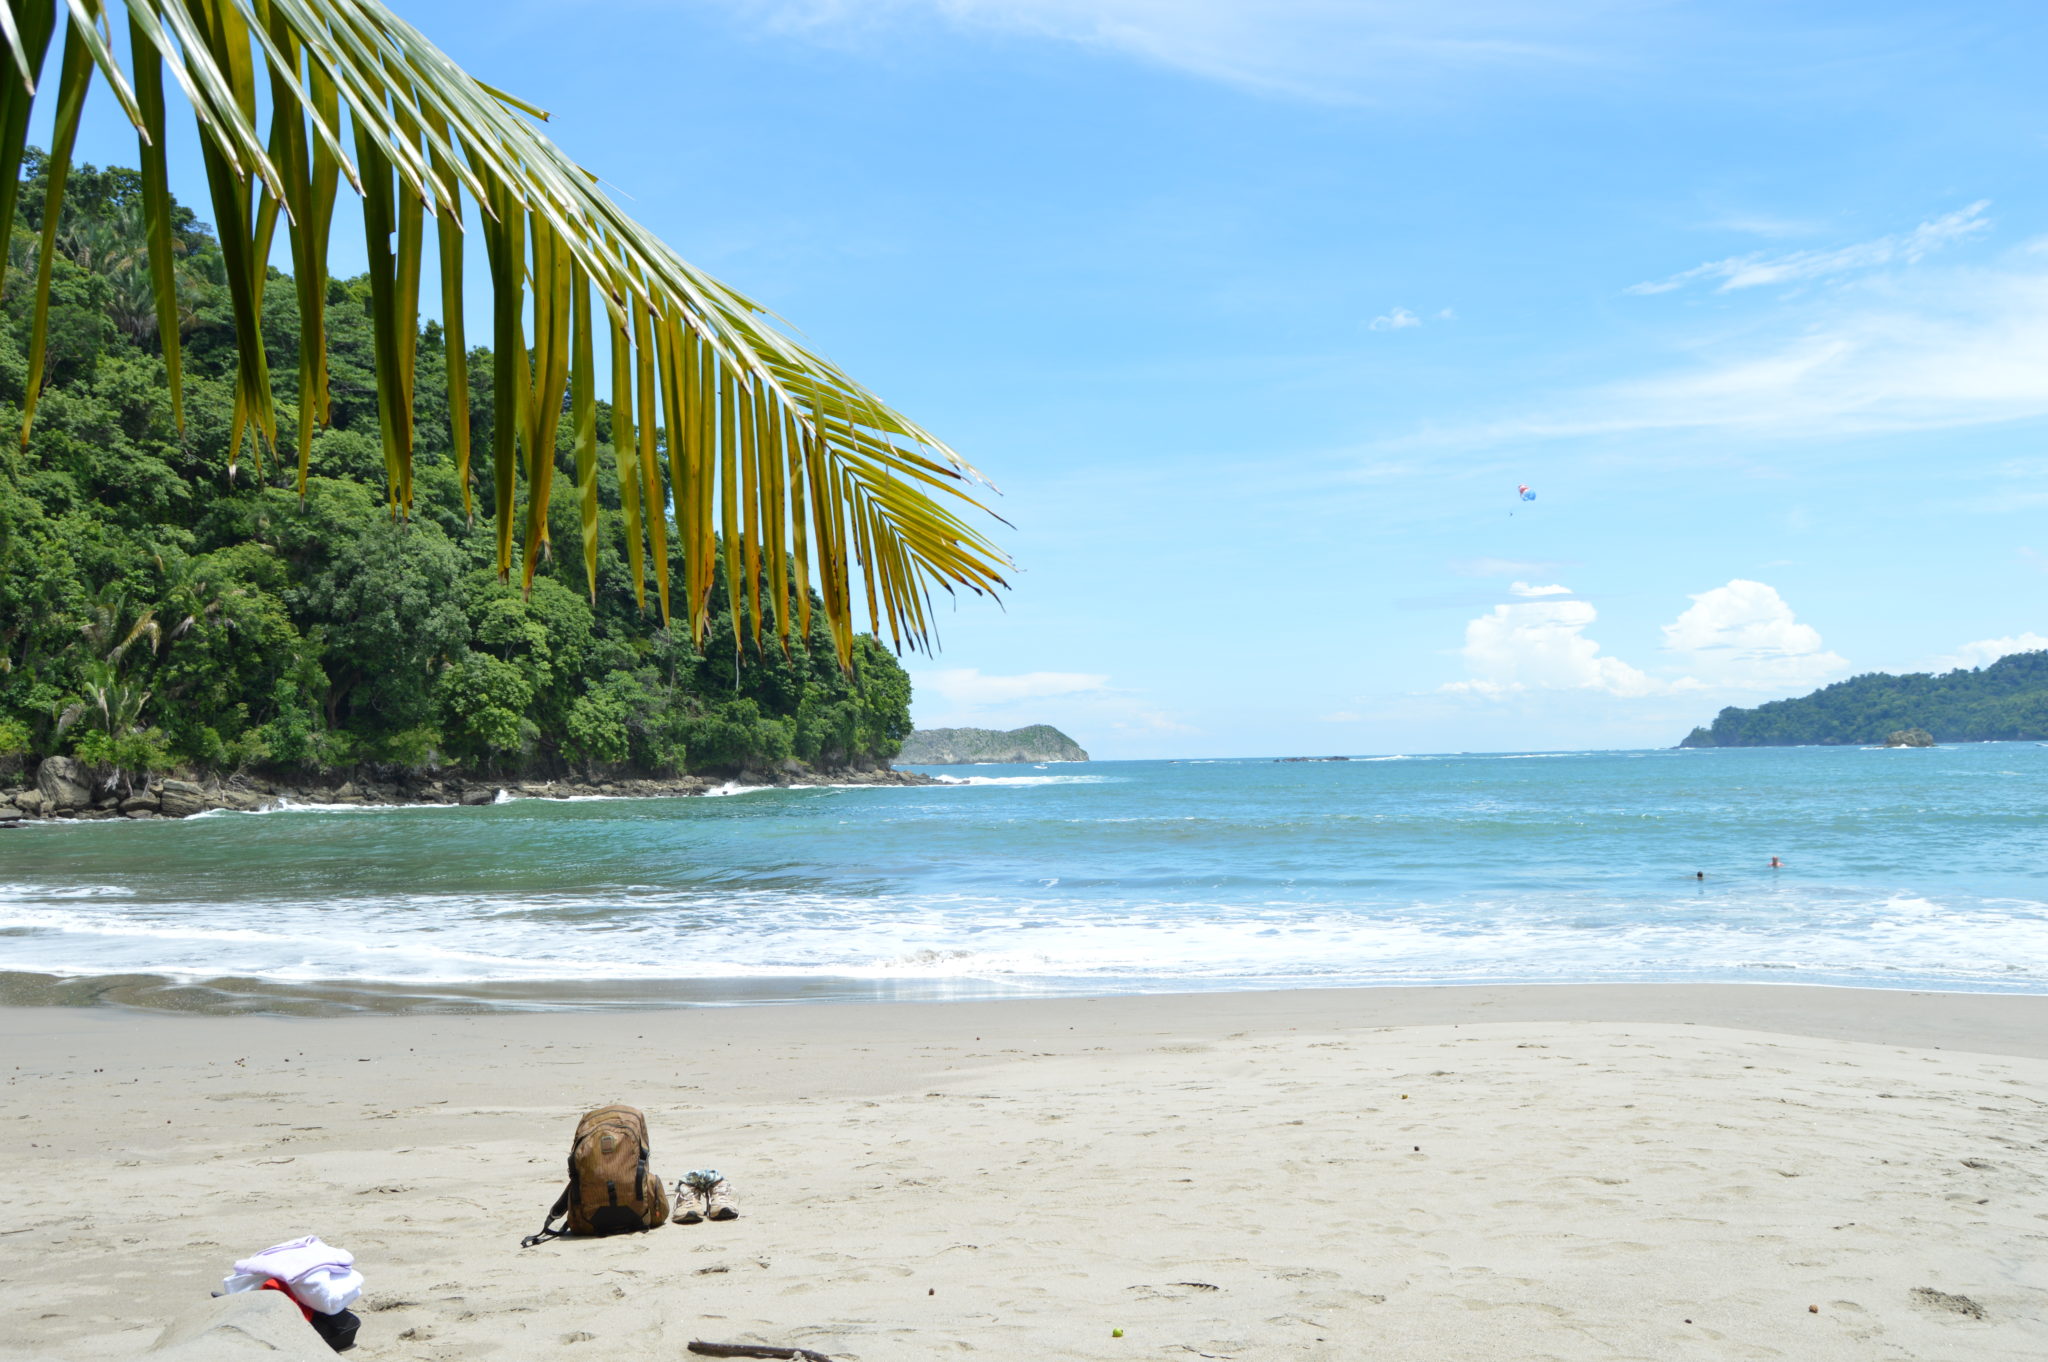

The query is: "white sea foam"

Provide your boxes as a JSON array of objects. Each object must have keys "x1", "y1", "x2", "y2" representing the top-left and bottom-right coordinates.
[
  {"x1": 7, "y1": 877, "x2": 2048, "y2": 992},
  {"x1": 191, "y1": 798, "x2": 464, "y2": 817},
  {"x1": 0, "y1": 881, "x2": 136, "y2": 899},
  {"x1": 930, "y1": 774, "x2": 1114, "y2": 787}
]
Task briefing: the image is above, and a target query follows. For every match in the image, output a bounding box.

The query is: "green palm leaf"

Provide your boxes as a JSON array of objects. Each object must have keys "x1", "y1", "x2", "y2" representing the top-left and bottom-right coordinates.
[{"x1": 8, "y1": 0, "x2": 1009, "y2": 663}]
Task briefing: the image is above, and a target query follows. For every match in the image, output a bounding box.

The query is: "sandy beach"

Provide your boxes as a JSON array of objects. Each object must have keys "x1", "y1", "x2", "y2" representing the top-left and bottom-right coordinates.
[{"x1": 4, "y1": 984, "x2": 2045, "y2": 1360}]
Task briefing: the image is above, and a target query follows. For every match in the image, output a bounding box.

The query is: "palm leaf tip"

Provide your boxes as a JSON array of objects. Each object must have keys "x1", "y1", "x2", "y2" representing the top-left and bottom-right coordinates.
[{"x1": 9, "y1": 0, "x2": 1010, "y2": 663}]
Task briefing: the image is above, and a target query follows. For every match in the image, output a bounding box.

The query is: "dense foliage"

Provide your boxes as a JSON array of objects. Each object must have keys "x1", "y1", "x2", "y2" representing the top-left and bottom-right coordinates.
[
  {"x1": 1680, "y1": 652, "x2": 2048, "y2": 747},
  {"x1": 0, "y1": 155, "x2": 912, "y2": 788}
]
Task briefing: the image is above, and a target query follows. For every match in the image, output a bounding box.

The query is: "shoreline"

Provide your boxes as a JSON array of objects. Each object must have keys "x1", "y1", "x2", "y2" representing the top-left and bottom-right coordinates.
[
  {"x1": 5, "y1": 982, "x2": 2045, "y2": 1359},
  {"x1": 4, "y1": 979, "x2": 2048, "y2": 1052},
  {"x1": 5, "y1": 968, "x2": 2048, "y2": 1021},
  {"x1": 0, "y1": 764, "x2": 935, "y2": 824}
]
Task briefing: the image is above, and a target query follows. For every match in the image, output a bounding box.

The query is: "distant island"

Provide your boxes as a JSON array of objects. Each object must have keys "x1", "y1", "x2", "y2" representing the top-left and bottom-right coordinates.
[
  {"x1": 897, "y1": 725, "x2": 1089, "y2": 764},
  {"x1": 1680, "y1": 650, "x2": 2048, "y2": 747}
]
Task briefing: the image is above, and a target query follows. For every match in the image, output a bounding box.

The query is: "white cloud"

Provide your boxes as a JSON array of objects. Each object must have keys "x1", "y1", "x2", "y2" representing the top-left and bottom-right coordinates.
[
  {"x1": 1434, "y1": 261, "x2": 2048, "y2": 445},
  {"x1": 1443, "y1": 592, "x2": 1661, "y2": 699},
  {"x1": 1927, "y1": 633, "x2": 2048, "y2": 673},
  {"x1": 1629, "y1": 202, "x2": 1990, "y2": 295},
  {"x1": 1445, "y1": 578, "x2": 1844, "y2": 702},
  {"x1": 731, "y1": 0, "x2": 1630, "y2": 102},
  {"x1": 1369, "y1": 307, "x2": 1422, "y2": 331},
  {"x1": 1659, "y1": 579, "x2": 1846, "y2": 691},
  {"x1": 915, "y1": 667, "x2": 1110, "y2": 707},
  {"x1": 910, "y1": 667, "x2": 1192, "y2": 745}
]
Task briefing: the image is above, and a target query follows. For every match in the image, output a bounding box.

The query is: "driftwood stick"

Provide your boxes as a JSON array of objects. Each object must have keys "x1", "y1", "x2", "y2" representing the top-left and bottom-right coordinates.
[{"x1": 686, "y1": 1343, "x2": 833, "y2": 1362}]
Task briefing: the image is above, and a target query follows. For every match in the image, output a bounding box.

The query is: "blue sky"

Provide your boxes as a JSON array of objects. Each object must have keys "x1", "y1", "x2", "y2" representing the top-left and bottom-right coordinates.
[{"x1": 52, "y1": 1, "x2": 2048, "y2": 757}]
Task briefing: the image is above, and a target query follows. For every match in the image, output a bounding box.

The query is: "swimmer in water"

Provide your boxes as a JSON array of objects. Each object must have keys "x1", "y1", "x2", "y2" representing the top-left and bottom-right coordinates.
[
  {"x1": 1769, "y1": 856, "x2": 1782, "y2": 869},
  {"x1": 1695, "y1": 871, "x2": 1706, "y2": 881}
]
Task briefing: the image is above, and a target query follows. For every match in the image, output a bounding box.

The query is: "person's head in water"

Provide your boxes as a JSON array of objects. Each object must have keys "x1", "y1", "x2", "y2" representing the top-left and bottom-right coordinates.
[
  {"x1": 1770, "y1": 856, "x2": 1782, "y2": 869},
  {"x1": 1696, "y1": 870, "x2": 1706, "y2": 880}
]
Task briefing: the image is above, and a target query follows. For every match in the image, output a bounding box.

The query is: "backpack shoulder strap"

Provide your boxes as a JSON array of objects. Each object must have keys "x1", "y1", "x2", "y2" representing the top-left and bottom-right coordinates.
[{"x1": 521, "y1": 1184, "x2": 572, "y2": 1249}]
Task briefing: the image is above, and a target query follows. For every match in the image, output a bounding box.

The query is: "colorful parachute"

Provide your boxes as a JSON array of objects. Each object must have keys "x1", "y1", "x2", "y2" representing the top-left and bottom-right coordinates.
[{"x1": 1517, "y1": 484, "x2": 1537, "y2": 502}]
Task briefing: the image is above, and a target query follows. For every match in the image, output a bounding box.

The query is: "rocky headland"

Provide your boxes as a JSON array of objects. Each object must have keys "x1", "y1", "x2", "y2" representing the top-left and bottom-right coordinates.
[{"x1": 896, "y1": 724, "x2": 1088, "y2": 765}]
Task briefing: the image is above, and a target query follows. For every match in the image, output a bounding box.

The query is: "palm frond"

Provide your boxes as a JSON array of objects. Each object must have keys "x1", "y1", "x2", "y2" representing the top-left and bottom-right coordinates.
[{"x1": 9, "y1": 0, "x2": 1010, "y2": 662}]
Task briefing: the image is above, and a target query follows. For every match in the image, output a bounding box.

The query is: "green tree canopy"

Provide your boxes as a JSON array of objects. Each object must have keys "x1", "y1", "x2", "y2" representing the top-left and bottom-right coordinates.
[
  {"x1": 0, "y1": 153, "x2": 918, "y2": 786},
  {"x1": 2, "y1": 0, "x2": 1008, "y2": 663}
]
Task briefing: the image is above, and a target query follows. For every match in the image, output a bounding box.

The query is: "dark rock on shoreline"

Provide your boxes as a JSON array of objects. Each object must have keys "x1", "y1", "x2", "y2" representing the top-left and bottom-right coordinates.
[{"x1": 0, "y1": 757, "x2": 935, "y2": 823}]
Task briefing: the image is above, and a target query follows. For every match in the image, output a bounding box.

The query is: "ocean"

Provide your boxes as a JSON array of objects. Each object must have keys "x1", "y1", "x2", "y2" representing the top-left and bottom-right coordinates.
[{"x1": 4, "y1": 743, "x2": 2046, "y2": 1011}]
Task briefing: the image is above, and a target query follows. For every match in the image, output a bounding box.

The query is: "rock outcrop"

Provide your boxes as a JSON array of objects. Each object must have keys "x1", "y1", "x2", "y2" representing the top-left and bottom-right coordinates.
[
  {"x1": 1884, "y1": 728, "x2": 1936, "y2": 747},
  {"x1": 35, "y1": 756, "x2": 93, "y2": 811},
  {"x1": 0, "y1": 765, "x2": 936, "y2": 823},
  {"x1": 896, "y1": 725, "x2": 1088, "y2": 765}
]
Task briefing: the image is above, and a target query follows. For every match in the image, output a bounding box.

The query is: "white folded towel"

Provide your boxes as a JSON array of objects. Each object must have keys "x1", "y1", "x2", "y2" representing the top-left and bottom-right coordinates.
[{"x1": 221, "y1": 1236, "x2": 364, "y2": 1315}]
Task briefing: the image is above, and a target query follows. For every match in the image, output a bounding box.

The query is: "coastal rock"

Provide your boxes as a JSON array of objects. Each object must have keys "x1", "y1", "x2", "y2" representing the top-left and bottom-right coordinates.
[
  {"x1": 1885, "y1": 728, "x2": 1936, "y2": 748},
  {"x1": 156, "y1": 779, "x2": 210, "y2": 818},
  {"x1": 459, "y1": 787, "x2": 497, "y2": 806},
  {"x1": 121, "y1": 790, "x2": 162, "y2": 814},
  {"x1": 139, "y1": 1290, "x2": 333, "y2": 1361},
  {"x1": 10, "y1": 788, "x2": 40, "y2": 816},
  {"x1": 897, "y1": 725, "x2": 1088, "y2": 765},
  {"x1": 35, "y1": 756, "x2": 92, "y2": 812}
]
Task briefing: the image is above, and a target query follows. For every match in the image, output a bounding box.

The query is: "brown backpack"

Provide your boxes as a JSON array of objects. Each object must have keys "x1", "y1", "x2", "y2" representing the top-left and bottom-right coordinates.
[{"x1": 521, "y1": 1104, "x2": 670, "y2": 1246}]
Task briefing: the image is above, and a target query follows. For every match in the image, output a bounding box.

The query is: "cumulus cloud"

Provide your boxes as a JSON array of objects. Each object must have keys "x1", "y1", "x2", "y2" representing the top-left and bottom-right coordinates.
[
  {"x1": 1628, "y1": 202, "x2": 1991, "y2": 295},
  {"x1": 1659, "y1": 579, "x2": 1846, "y2": 691},
  {"x1": 915, "y1": 668, "x2": 1109, "y2": 706},
  {"x1": 1369, "y1": 307, "x2": 1422, "y2": 331},
  {"x1": 1444, "y1": 578, "x2": 1844, "y2": 701},
  {"x1": 1927, "y1": 633, "x2": 2048, "y2": 673},
  {"x1": 1443, "y1": 592, "x2": 1660, "y2": 699}
]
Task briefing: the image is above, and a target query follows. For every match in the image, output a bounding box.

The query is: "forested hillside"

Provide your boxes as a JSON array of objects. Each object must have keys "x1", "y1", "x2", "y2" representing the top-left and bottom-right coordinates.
[
  {"x1": 897, "y1": 725, "x2": 1088, "y2": 764},
  {"x1": 1680, "y1": 651, "x2": 2048, "y2": 747},
  {"x1": 0, "y1": 153, "x2": 911, "y2": 789}
]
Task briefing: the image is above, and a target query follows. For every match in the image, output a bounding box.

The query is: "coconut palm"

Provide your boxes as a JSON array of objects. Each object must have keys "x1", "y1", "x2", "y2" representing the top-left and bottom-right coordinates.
[
  {"x1": 2, "y1": 0, "x2": 1009, "y2": 663},
  {"x1": 76, "y1": 585, "x2": 162, "y2": 665},
  {"x1": 56, "y1": 657, "x2": 151, "y2": 738}
]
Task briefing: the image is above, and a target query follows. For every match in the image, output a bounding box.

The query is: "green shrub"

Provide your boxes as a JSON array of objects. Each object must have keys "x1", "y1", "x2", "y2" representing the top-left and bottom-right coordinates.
[
  {"x1": 566, "y1": 689, "x2": 630, "y2": 766},
  {"x1": 73, "y1": 725, "x2": 172, "y2": 787},
  {"x1": 0, "y1": 715, "x2": 30, "y2": 781}
]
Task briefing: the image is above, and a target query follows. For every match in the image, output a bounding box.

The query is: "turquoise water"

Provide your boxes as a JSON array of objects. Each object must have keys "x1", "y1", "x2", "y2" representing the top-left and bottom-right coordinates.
[{"x1": 4, "y1": 744, "x2": 2047, "y2": 1008}]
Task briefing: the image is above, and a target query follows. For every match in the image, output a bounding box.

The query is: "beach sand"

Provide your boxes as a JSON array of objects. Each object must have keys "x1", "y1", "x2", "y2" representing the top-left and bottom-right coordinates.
[{"x1": 3, "y1": 983, "x2": 2044, "y2": 1360}]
